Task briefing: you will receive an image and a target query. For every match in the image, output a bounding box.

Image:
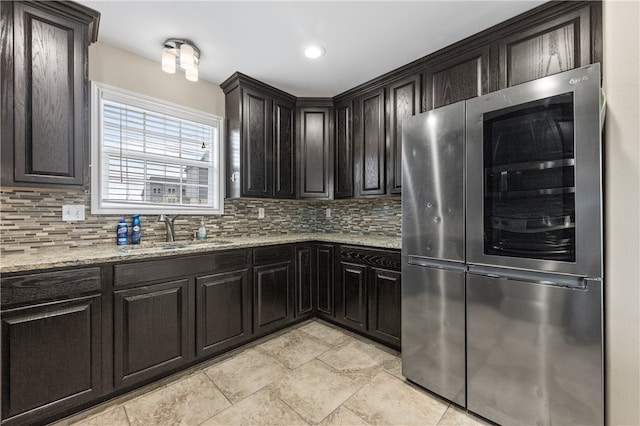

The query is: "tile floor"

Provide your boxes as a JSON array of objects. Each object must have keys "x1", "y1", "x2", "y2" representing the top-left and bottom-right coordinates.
[{"x1": 53, "y1": 320, "x2": 490, "y2": 426}]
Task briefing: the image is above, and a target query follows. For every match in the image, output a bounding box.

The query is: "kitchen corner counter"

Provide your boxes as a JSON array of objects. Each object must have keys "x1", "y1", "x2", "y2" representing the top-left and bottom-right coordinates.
[{"x1": 0, "y1": 233, "x2": 401, "y2": 274}]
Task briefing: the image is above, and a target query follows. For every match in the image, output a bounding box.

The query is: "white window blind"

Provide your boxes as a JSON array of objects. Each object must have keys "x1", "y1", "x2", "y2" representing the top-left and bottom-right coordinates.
[{"x1": 91, "y1": 82, "x2": 224, "y2": 214}]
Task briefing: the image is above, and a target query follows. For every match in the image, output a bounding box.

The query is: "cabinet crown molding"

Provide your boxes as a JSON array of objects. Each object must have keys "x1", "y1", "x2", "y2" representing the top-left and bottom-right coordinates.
[{"x1": 220, "y1": 71, "x2": 296, "y2": 102}]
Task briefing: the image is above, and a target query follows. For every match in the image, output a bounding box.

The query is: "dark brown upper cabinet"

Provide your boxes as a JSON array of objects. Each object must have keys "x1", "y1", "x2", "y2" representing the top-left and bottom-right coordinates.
[
  {"x1": 221, "y1": 73, "x2": 296, "y2": 199},
  {"x1": 296, "y1": 99, "x2": 333, "y2": 199},
  {"x1": 423, "y1": 47, "x2": 489, "y2": 111},
  {"x1": 497, "y1": 2, "x2": 599, "y2": 88},
  {"x1": 334, "y1": 100, "x2": 353, "y2": 199},
  {"x1": 354, "y1": 88, "x2": 386, "y2": 197},
  {"x1": 274, "y1": 99, "x2": 296, "y2": 198},
  {"x1": 1, "y1": 1, "x2": 99, "y2": 189},
  {"x1": 386, "y1": 74, "x2": 422, "y2": 194},
  {"x1": 220, "y1": 1, "x2": 600, "y2": 201},
  {"x1": 241, "y1": 87, "x2": 272, "y2": 197}
]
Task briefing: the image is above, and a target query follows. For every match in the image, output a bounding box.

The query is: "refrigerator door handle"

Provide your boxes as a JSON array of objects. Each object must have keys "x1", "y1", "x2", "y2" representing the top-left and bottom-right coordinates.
[
  {"x1": 407, "y1": 256, "x2": 467, "y2": 272},
  {"x1": 467, "y1": 265, "x2": 589, "y2": 289}
]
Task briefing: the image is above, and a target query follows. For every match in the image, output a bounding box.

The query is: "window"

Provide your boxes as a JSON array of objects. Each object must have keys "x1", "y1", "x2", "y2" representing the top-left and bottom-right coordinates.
[{"x1": 91, "y1": 82, "x2": 224, "y2": 214}]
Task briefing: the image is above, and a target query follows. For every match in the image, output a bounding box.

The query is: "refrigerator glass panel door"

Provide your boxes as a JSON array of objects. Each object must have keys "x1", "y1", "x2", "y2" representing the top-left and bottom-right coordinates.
[
  {"x1": 483, "y1": 93, "x2": 576, "y2": 262},
  {"x1": 466, "y1": 273, "x2": 603, "y2": 426},
  {"x1": 401, "y1": 261, "x2": 465, "y2": 406},
  {"x1": 466, "y1": 64, "x2": 602, "y2": 277},
  {"x1": 402, "y1": 102, "x2": 465, "y2": 262}
]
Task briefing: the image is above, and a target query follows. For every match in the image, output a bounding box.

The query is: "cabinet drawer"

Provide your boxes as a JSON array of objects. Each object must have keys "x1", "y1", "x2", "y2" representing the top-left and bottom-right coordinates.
[
  {"x1": 339, "y1": 246, "x2": 401, "y2": 271},
  {"x1": 1, "y1": 267, "x2": 101, "y2": 309},
  {"x1": 253, "y1": 245, "x2": 294, "y2": 266},
  {"x1": 114, "y1": 249, "x2": 250, "y2": 287}
]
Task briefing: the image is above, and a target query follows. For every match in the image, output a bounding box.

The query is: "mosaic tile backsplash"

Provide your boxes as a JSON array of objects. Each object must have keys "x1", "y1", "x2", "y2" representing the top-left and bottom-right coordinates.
[{"x1": 0, "y1": 189, "x2": 401, "y2": 256}]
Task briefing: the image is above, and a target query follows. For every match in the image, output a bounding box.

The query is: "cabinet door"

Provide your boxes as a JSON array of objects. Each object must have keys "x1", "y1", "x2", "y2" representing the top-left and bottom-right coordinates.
[
  {"x1": 334, "y1": 101, "x2": 353, "y2": 198},
  {"x1": 2, "y1": 2, "x2": 88, "y2": 187},
  {"x1": 254, "y1": 262, "x2": 294, "y2": 335},
  {"x1": 297, "y1": 106, "x2": 332, "y2": 199},
  {"x1": 424, "y1": 47, "x2": 489, "y2": 111},
  {"x1": 274, "y1": 98, "x2": 296, "y2": 198},
  {"x1": 295, "y1": 246, "x2": 314, "y2": 318},
  {"x1": 386, "y1": 74, "x2": 421, "y2": 194},
  {"x1": 196, "y1": 270, "x2": 251, "y2": 358},
  {"x1": 114, "y1": 279, "x2": 190, "y2": 389},
  {"x1": 497, "y1": 4, "x2": 593, "y2": 88},
  {"x1": 1, "y1": 296, "x2": 102, "y2": 424},
  {"x1": 336, "y1": 262, "x2": 367, "y2": 330},
  {"x1": 354, "y1": 88, "x2": 386, "y2": 197},
  {"x1": 316, "y1": 244, "x2": 335, "y2": 318},
  {"x1": 368, "y1": 268, "x2": 401, "y2": 349},
  {"x1": 242, "y1": 87, "x2": 273, "y2": 197}
]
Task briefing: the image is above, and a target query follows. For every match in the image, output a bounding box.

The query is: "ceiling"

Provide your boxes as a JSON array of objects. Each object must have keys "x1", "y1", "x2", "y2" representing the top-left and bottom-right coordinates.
[{"x1": 78, "y1": 1, "x2": 547, "y2": 97}]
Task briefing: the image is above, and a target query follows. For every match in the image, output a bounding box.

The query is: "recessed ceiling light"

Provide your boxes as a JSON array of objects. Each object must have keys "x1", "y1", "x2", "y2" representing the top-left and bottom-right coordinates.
[{"x1": 304, "y1": 45, "x2": 325, "y2": 59}]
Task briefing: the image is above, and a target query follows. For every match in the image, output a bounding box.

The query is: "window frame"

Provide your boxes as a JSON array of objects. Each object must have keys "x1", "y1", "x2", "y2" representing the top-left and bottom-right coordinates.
[{"x1": 90, "y1": 81, "x2": 225, "y2": 215}]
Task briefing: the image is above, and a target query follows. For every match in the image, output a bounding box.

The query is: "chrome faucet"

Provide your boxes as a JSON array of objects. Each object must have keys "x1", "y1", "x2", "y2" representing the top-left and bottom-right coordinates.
[{"x1": 157, "y1": 215, "x2": 179, "y2": 242}]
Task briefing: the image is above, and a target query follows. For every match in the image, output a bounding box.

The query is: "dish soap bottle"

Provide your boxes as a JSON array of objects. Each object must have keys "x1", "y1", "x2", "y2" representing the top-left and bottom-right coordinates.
[
  {"x1": 197, "y1": 217, "x2": 207, "y2": 240},
  {"x1": 131, "y1": 214, "x2": 141, "y2": 244},
  {"x1": 116, "y1": 218, "x2": 129, "y2": 246}
]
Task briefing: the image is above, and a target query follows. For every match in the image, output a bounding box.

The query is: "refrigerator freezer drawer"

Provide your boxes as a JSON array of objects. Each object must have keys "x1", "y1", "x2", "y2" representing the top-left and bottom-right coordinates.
[
  {"x1": 401, "y1": 262, "x2": 466, "y2": 406},
  {"x1": 466, "y1": 274, "x2": 603, "y2": 426}
]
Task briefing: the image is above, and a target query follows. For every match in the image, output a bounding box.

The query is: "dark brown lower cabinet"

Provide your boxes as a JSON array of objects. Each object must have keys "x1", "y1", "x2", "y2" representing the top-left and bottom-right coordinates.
[
  {"x1": 0, "y1": 243, "x2": 399, "y2": 426},
  {"x1": 336, "y1": 262, "x2": 368, "y2": 330},
  {"x1": 1, "y1": 295, "x2": 102, "y2": 425},
  {"x1": 254, "y1": 261, "x2": 294, "y2": 335},
  {"x1": 196, "y1": 270, "x2": 251, "y2": 357},
  {"x1": 113, "y1": 279, "x2": 190, "y2": 389},
  {"x1": 332, "y1": 246, "x2": 401, "y2": 349},
  {"x1": 315, "y1": 244, "x2": 335, "y2": 317},
  {"x1": 295, "y1": 245, "x2": 314, "y2": 318},
  {"x1": 368, "y1": 268, "x2": 401, "y2": 348}
]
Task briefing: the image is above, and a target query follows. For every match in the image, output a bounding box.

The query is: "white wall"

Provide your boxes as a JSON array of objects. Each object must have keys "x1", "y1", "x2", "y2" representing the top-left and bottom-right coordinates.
[
  {"x1": 88, "y1": 42, "x2": 225, "y2": 117},
  {"x1": 603, "y1": 0, "x2": 640, "y2": 425}
]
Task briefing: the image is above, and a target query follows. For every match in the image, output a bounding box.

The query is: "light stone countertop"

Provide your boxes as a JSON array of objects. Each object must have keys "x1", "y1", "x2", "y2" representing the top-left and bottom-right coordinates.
[{"x1": 0, "y1": 233, "x2": 401, "y2": 274}]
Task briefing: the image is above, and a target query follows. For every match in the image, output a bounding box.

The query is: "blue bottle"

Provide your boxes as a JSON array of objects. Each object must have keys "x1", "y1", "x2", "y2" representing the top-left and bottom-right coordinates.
[
  {"x1": 116, "y1": 219, "x2": 129, "y2": 245},
  {"x1": 131, "y1": 214, "x2": 141, "y2": 244}
]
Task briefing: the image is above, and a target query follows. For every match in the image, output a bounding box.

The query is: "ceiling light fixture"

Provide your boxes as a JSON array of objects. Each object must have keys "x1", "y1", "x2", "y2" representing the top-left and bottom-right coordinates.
[
  {"x1": 304, "y1": 45, "x2": 325, "y2": 59},
  {"x1": 162, "y1": 38, "x2": 200, "y2": 82}
]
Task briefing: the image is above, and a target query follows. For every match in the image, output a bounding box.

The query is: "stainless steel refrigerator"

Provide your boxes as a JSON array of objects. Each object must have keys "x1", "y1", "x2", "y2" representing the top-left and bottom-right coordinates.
[{"x1": 401, "y1": 64, "x2": 604, "y2": 425}]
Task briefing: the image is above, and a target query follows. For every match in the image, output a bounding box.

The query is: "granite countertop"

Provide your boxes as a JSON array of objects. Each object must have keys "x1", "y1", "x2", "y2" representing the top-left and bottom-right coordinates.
[{"x1": 0, "y1": 233, "x2": 401, "y2": 274}]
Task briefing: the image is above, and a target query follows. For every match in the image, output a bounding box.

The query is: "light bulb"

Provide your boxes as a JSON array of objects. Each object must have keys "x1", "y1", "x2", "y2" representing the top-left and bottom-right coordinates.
[
  {"x1": 180, "y1": 43, "x2": 195, "y2": 69},
  {"x1": 305, "y1": 45, "x2": 325, "y2": 59},
  {"x1": 186, "y1": 63, "x2": 198, "y2": 82},
  {"x1": 162, "y1": 47, "x2": 176, "y2": 73}
]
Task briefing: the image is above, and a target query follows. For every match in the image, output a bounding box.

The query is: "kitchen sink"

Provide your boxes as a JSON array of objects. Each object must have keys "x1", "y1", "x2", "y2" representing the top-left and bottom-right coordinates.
[
  {"x1": 159, "y1": 240, "x2": 234, "y2": 249},
  {"x1": 160, "y1": 244, "x2": 188, "y2": 250},
  {"x1": 116, "y1": 239, "x2": 235, "y2": 255}
]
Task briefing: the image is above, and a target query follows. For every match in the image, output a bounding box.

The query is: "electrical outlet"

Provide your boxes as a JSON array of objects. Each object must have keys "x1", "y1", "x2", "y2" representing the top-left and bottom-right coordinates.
[
  {"x1": 62, "y1": 204, "x2": 85, "y2": 221},
  {"x1": 258, "y1": 207, "x2": 265, "y2": 219},
  {"x1": 326, "y1": 208, "x2": 331, "y2": 219}
]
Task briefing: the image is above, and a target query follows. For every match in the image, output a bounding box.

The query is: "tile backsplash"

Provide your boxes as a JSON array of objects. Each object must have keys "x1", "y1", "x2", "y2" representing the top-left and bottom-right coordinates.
[{"x1": 0, "y1": 189, "x2": 401, "y2": 256}]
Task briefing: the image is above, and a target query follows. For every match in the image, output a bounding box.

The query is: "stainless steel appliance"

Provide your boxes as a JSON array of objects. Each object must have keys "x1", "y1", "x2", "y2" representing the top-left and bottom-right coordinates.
[
  {"x1": 402, "y1": 101, "x2": 467, "y2": 406},
  {"x1": 401, "y1": 64, "x2": 603, "y2": 425}
]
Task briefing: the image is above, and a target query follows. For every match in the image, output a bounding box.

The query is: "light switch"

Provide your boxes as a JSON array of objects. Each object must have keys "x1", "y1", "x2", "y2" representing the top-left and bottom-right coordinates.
[
  {"x1": 258, "y1": 207, "x2": 265, "y2": 219},
  {"x1": 326, "y1": 208, "x2": 331, "y2": 219},
  {"x1": 62, "y1": 205, "x2": 85, "y2": 221}
]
